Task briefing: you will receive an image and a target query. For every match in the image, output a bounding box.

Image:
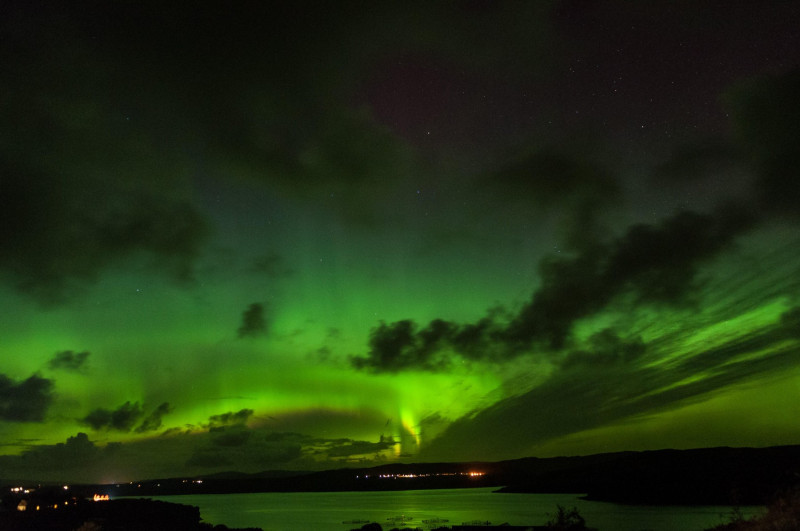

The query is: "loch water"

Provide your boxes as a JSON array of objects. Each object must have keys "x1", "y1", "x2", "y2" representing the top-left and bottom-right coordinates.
[{"x1": 144, "y1": 487, "x2": 763, "y2": 531}]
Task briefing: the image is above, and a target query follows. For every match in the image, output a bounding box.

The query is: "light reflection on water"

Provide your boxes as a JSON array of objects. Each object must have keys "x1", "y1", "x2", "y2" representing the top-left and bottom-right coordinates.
[{"x1": 144, "y1": 487, "x2": 763, "y2": 531}]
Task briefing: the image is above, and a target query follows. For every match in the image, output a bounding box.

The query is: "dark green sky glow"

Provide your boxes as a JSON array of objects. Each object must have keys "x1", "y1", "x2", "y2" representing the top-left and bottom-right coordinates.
[{"x1": 2, "y1": 1, "x2": 800, "y2": 483}]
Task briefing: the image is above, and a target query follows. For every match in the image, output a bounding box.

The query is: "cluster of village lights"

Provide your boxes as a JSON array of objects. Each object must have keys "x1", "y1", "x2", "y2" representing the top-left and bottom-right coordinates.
[
  {"x1": 357, "y1": 471, "x2": 485, "y2": 479},
  {"x1": 9, "y1": 485, "x2": 109, "y2": 513}
]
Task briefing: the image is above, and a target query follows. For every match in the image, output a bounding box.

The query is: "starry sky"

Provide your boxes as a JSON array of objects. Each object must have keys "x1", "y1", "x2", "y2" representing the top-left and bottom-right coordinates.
[{"x1": 2, "y1": 1, "x2": 800, "y2": 484}]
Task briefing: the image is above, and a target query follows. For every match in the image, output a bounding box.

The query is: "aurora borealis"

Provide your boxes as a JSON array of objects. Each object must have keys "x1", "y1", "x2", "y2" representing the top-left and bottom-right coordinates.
[{"x1": 2, "y1": 1, "x2": 800, "y2": 484}]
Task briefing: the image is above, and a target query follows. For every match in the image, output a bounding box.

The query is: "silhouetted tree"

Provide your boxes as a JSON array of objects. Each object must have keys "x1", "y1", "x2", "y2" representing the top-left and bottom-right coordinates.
[{"x1": 546, "y1": 504, "x2": 586, "y2": 530}]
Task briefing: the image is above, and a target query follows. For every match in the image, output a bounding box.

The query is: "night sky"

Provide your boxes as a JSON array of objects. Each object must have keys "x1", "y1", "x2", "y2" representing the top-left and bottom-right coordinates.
[{"x1": 2, "y1": 1, "x2": 800, "y2": 484}]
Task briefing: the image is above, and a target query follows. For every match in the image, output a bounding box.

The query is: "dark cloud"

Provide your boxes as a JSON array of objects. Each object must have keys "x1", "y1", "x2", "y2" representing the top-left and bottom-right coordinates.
[
  {"x1": 1, "y1": 425, "x2": 391, "y2": 482},
  {"x1": 559, "y1": 329, "x2": 646, "y2": 369},
  {"x1": 186, "y1": 450, "x2": 233, "y2": 469},
  {"x1": 237, "y1": 303, "x2": 268, "y2": 338},
  {"x1": 351, "y1": 320, "x2": 448, "y2": 373},
  {"x1": 135, "y1": 402, "x2": 172, "y2": 433},
  {"x1": 1, "y1": 4, "x2": 795, "y2": 307},
  {"x1": 264, "y1": 443, "x2": 304, "y2": 464},
  {"x1": 248, "y1": 435, "x2": 306, "y2": 466},
  {"x1": 506, "y1": 205, "x2": 756, "y2": 349},
  {"x1": 0, "y1": 433, "x2": 106, "y2": 482},
  {"x1": 642, "y1": 70, "x2": 800, "y2": 220},
  {"x1": 263, "y1": 431, "x2": 306, "y2": 443},
  {"x1": 19, "y1": 432, "x2": 99, "y2": 467},
  {"x1": 207, "y1": 408, "x2": 254, "y2": 428},
  {"x1": 0, "y1": 166, "x2": 209, "y2": 305},
  {"x1": 188, "y1": 428, "x2": 306, "y2": 470},
  {"x1": 725, "y1": 69, "x2": 800, "y2": 216},
  {"x1": 654, "y1": 138, "x2": 743, "y2": 184},
  {"x1": 104, "y1": 441, "x2": 123, "y2": 454},
  {"x1": 212, "y1": 427, "x2": 252, "y2": 447},
  {"x1": 264, "y1": 408, "x2": 393, "y2": 444},
  {"x1": 422, "y1": 320, "x2": 800, "y2": 462},
  {"x1": 0, "y1": 438, "x2": 43, "y2": 451},
  {"x1": 487, "y1": 147, "x2": 620, "y2": 247},
  {"x1": 48, "y1": 350, "x2": 90, "y2": 372},
  {"x1": 324, "y1": 439, "x2": 397, "y2": 458},
  {"x1": 298, "y1": 432, "x2": 401, "y2": 461},
  {"x1": 0, "y1": 1, "x2": 561, "y2": 266},
  {"x1": 352, "y1": 205, "x2": 755, "y2": 372},
  {"x1": 780, "y1": 307, "x2": 800, "y2": 337},
  {"x1": 81, "y1": 401, "x2": 142, "y2": 432},
  {"x1": 248, "y1": 253, "x2": 294, "y2": 278},
  {"x1": 310, "y1": 346, "x2": 333, "y2": 363},
  {"x1": 0, "y1": 373, "x2": 54, "y2": 422},
  {"x1": 351, "y1": 317, "x2": 507, "y2": 373},
  {"x1": 605, "y1": 206, "x2": 754, "y2": 303}
]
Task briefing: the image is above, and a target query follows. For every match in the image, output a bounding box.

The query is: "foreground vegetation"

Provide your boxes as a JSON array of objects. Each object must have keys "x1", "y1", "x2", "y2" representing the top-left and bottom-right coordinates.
[{"x1": 706, "y1": 488, "x2": 800, "y2": 531}]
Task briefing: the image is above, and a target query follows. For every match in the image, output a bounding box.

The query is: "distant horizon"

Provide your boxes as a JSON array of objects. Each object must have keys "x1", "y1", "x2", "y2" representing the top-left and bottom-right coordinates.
[
  {"x1": 2, "y1": 1, "x2": 800, "y2": 485},
  {"x1": 3, "y1": 441, "x2": 799, "y2": 486}
]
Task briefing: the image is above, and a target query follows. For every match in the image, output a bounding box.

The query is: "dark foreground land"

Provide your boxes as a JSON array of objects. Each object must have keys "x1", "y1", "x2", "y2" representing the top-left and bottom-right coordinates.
[
  {"x1": 0, "y1": 497, "x2": 261, "y2": 531},
  {"x1": 496, "y1": 445, "x2": 800, "y2": 505}
]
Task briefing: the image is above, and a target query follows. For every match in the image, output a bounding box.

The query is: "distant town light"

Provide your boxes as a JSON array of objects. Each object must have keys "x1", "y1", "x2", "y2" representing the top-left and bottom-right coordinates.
[{"x1": 93, "y1": 494, "x2": 110, "y2": 501}]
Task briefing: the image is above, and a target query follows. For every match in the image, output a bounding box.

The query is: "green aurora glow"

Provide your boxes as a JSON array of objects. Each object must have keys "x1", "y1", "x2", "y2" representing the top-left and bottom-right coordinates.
[{"x1": 1, "y1": 2, "x2": 800, "y2": 483}]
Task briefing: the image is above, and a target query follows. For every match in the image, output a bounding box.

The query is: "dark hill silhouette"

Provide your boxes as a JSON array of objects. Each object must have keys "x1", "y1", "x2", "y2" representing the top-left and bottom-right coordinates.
[
  {"x1": 495, "y1": 445, "x2": 800, "y2": 505},
  {"x1": 4, "y1": 445, "x2": 799, "y2": 506}
]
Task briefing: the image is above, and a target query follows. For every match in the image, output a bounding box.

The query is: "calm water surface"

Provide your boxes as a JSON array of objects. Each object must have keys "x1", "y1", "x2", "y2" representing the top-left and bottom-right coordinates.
[{"x1": 146, "y1": 487, "x2": 763, "y2": 531}]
